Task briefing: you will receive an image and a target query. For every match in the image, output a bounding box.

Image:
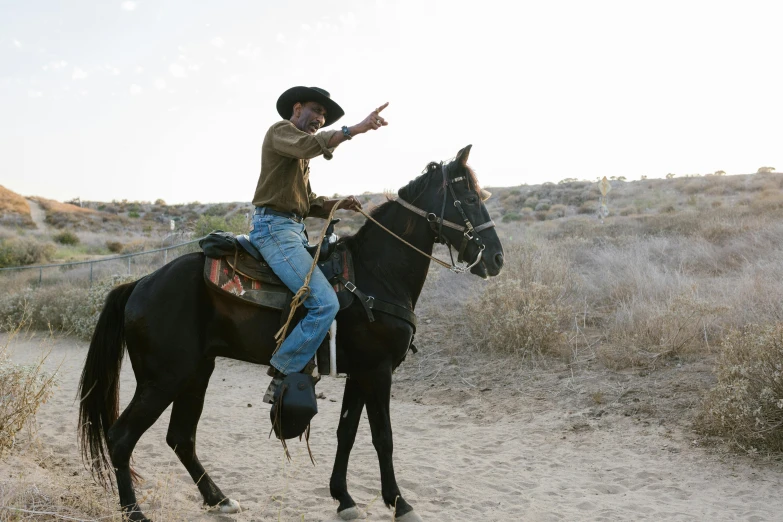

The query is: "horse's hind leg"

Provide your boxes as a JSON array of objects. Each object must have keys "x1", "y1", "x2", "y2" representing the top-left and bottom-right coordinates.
[
  {"x1": 165, "y1": 358, "x2": 240, "y2": 513},
  {"x1": 108, "y1": 385, "x2": 177, "y2": 522},
  {"x1": 330, "y1": 376, "x2": 366, "y2": 520}
]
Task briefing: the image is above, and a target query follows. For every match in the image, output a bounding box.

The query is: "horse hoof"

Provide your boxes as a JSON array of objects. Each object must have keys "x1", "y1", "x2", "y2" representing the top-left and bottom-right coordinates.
[
  {"x1": 219, "y1": 498, "x2": 241, "y2": 514},
  {"x1": 395, "y1": 510, "x2": 423, "y2": 522},
  {"x1": 337, "y1": 506, "x2": 361, "y2": 520}
]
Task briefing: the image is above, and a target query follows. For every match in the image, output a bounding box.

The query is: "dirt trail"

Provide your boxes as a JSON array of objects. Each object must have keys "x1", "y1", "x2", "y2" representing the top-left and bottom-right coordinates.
[
  {"x1": 3, "y1": 334, "x2": 783, "y2": 521},
  {"x1": 25, "y1": 198, "x2": 49, "y2": 231}
]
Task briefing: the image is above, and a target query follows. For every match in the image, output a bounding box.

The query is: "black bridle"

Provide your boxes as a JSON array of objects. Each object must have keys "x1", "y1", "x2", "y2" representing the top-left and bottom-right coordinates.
[{"x1": 396, "y1": 162, "x2": 496, "y2": 273}]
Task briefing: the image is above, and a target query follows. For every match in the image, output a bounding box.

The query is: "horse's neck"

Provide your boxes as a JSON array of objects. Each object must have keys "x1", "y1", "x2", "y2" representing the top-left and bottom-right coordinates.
[{"x1": 353, "y1": 203, "x2": 435, "y2": 308}]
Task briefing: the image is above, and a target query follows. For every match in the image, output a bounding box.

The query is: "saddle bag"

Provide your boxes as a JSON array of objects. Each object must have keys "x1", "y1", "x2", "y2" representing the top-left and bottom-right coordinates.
[{"x1": 270, "y1": 373, "x2": 318, "y2": 440}]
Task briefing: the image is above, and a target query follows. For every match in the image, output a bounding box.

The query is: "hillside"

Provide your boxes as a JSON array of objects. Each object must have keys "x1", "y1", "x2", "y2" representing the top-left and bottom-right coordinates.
[
  {"x1": 0, "y1": 185, "x2": 34, "y2": 228},
  {"x1": 2, "y1": 171, "x2": 783, "y2": 268}
]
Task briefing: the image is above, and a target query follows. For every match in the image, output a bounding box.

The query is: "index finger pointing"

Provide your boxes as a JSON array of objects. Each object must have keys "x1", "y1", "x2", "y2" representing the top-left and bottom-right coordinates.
[{"x1": 375, "y1": 102, "x2": 389, "y2": 113}]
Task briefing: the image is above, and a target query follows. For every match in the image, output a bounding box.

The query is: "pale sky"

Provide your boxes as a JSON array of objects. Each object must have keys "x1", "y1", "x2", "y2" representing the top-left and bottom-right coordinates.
[{"x1": 2, "y1": 0, "x2": 782, "y2": 204}]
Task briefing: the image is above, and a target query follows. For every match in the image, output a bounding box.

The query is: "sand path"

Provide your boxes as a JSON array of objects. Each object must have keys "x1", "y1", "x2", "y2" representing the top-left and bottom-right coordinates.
[
  {"x1": 3, "y1": 333, "x2": 782, "y2": 521},
  {"x1": 25, "y1": 198, "x2": 49, "y2": 231}
]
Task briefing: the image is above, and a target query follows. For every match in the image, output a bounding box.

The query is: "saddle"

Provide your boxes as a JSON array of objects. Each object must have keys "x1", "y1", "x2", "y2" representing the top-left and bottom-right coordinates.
[{"x1": 199, "y1": 221, "x2": 355, "y2": 311}]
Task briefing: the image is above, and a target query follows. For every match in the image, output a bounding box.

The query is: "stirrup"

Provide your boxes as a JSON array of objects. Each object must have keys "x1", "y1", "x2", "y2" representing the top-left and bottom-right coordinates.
[{"x1": 263, "y1": 375, "x2": 283, "y2": 405}]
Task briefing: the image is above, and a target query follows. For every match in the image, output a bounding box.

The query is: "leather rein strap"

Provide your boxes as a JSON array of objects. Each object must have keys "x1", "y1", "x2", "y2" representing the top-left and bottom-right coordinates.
[
  {"x1": 356, "y1": 164, "x2": 495, "y2": 274},
  {"x1": 356, "y1": 206, "x2": 456, "y2": 271},
  {"x1": 392, "y1": 162, "x2": 496, "y2": 272}
]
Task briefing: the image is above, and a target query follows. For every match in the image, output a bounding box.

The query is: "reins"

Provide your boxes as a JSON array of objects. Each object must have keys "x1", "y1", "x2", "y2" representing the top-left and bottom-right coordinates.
[
  {"x1": 359, "y1": 162, "x2": 496, "y2": 274},
  {"x1": 356, "y1": 206, "x2": 455, "y2": 271}
]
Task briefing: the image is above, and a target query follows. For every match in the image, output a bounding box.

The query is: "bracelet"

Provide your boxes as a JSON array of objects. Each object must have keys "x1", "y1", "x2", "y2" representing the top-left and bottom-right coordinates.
[{"x1": 341, "y1": 126, "x2": 353, "y2": 140}]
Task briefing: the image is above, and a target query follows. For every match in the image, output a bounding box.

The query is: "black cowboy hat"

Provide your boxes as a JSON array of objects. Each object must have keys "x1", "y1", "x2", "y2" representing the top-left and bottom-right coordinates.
[{"x1": 276, "y1": 86, "x2": 345, "y2": 128}]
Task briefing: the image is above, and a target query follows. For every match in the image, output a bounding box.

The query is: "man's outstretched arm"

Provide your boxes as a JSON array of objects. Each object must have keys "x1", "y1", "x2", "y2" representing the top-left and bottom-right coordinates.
[{"x1": 326, "y1": 102, "x2": 389, "y2": 148}]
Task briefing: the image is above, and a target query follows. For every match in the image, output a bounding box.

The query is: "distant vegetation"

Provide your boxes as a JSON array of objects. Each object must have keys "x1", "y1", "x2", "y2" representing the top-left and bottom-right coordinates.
[{"x1": 4, "y1": 172, "x2": 783, "y2": 454}]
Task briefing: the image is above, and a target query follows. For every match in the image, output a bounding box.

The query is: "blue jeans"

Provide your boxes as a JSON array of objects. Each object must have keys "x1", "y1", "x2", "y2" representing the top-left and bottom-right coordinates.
[{"x1": 249, "y1": 209, "x2": 339, "y2": 374}]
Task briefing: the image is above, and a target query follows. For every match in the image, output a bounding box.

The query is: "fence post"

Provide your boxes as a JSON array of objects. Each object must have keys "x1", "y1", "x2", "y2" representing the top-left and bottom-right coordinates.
[
  {"x1": 128, "y1": 257, "x2": 131, "y2": 275},
  {"x1": 164, "y1": 248, "x2": 168, "y2": 265},
  {"x1": 89, "y1": 262, "x2": 93, "y2": 287},
  {"x1": 39, "y1": 267, "x2": 42, "y2": 284}
]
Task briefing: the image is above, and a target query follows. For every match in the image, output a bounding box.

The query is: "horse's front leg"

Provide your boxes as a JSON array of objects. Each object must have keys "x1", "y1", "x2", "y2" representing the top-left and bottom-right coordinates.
[
  {"x1": 364, "y1": 369, "x2": 422, "y2": 522},
  {"x1": 330, "y1": 375, "x2": 365, "y2": 520}
]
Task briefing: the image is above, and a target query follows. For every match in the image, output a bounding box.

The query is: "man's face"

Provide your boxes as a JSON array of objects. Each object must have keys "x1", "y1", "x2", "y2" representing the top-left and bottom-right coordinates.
[{"x1": 292, "y1": 101, "x2": 327, "y2": 134}]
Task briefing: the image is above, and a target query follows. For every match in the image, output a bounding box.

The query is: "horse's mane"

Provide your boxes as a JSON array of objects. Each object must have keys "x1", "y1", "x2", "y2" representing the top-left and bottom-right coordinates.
[{"x1": 403, "y1": 160, "x2": 482, "y2": 199}]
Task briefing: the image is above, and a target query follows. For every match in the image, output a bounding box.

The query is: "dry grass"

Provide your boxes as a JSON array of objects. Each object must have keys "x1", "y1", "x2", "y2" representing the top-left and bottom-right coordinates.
[
  {"x1": 0, "y1": 237, "x2": 56, "y2": 268},
  {"x1": 0, "y1": 187, "x2": 33, "y2": 229},
  {"x1": 28, "y1": 197, "x2": 96, "y2": 215},
  {"x1": 696, "y1": 323, "x2": 783, "y2": 454},
  {"x1": 0, "y1": 325, "x2": 57, "y2": 458},
  {"x1": 0, "y1": 275, "x2": 139, "y2": 340}
]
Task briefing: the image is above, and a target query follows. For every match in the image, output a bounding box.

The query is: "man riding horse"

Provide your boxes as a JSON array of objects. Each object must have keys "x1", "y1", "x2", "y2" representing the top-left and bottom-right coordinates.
[{"x1": 250, "y1": 86, "x2": 389, "y2": 403}]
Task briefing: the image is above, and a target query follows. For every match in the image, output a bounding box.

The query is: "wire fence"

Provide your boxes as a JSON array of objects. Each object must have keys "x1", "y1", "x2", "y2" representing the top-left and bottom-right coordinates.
[{"x1": 0, "y1": 238, "x2": 203, "y2": 288}]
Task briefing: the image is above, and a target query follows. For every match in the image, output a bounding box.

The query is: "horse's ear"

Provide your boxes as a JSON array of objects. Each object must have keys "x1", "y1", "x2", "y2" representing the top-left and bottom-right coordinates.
[
  {"x1": 456, "y1": 144, "x2": 472, "y2": 166},
  {"x1": 480, "y1": 189, "x2": 492, "y2": 201}
]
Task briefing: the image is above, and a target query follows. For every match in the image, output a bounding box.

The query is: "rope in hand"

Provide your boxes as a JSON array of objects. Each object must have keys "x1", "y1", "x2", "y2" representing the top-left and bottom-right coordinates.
[{"x1": 273, "y1": 198, "x2": 347, "y2": 353}]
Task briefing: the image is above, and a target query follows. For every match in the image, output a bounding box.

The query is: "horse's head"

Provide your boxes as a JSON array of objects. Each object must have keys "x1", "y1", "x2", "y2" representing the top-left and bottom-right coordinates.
[{"x1": 398, "y1": 145, "x2": 504, "y2": 278}]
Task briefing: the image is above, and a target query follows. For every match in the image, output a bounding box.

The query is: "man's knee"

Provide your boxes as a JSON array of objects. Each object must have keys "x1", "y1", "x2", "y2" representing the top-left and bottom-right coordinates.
[{"x1": 322, "y1": 292, "x2": 339, "y2": 319}]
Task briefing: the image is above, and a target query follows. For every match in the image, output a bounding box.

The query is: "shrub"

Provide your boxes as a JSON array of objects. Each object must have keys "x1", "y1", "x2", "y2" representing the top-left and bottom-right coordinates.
[
  {"x1": 598, "y1": 292, "x2": 726, "y2": 369},
  {"x1": 0, "y1": 237, "x2": 55, "y2": 268},
  {"x1": 463, "y1": 241, "x2": 576, "y2": 359},
  {"x1": 0, "y1": 275, "x2": 138, "y2": 340},
  {"x1": 106, "y1": 241, "x2": 123, "y2": 253},
  {"x1": 128, "y1": 211, "x2": 140, "y2": 218},
  {"x1": 523, "y1": 196, "x2": 538, "y2": 208},
  {"x1": 204, "y1": 204, "x2": 228, "y2": 217},
  {"x1": 502, "y1": 212, "x2": 522, "y2": 223},
  {"x1": 122, "y1": 240, "x2": 146, "y2": 254},
  {"x1": 696, "y1": 323, "x2": 783, "y2": 454},
  {"x1": 465, "y1": 281, "x2": 570, "y2": 358},
  {"x1": 548, "y1": 204, "x2": 567, "y2": 219},
  {"x1": 53, "y1": 231, "x2": 80, "y2": 245},
  {"x1": 0, "y1": 330, "x2": 57, "y2": 456},
  {"x1": 192, "y1": 214, "x2": 249, "y2": 237}
]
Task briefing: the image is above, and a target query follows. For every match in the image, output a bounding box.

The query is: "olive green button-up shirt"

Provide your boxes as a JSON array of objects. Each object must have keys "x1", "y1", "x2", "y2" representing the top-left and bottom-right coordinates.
[{"x1": 252, "y1": 120, "x2": 341, "y2": 219}]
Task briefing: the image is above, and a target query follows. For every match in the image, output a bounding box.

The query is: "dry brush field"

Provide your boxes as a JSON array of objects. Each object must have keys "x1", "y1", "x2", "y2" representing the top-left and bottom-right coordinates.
[{"x1": 2, "y1": 173, "x2": 783, "y2": 520}]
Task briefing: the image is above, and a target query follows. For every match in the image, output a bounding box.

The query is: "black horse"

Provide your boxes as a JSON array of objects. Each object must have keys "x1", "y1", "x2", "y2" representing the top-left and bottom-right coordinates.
[{"x1": 78, "y1": 145, "x2": 504, "y2": 522}]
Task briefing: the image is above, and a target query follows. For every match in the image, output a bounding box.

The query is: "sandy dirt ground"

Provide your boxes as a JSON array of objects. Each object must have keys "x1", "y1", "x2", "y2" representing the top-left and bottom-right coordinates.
[{"x1": 2, "y1": 332, "x2": 783, "y2": 521}]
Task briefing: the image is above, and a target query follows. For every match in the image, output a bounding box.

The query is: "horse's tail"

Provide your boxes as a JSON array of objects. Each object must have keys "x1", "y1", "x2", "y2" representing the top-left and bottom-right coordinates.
[{"x1": 78, "y1": 279, "x2": 140, "y2": 489}]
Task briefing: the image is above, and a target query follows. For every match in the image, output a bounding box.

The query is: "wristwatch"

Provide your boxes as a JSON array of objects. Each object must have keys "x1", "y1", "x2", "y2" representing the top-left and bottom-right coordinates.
[{"x1": 341, "y1": 126, "x2": 353, "y2": 140}]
